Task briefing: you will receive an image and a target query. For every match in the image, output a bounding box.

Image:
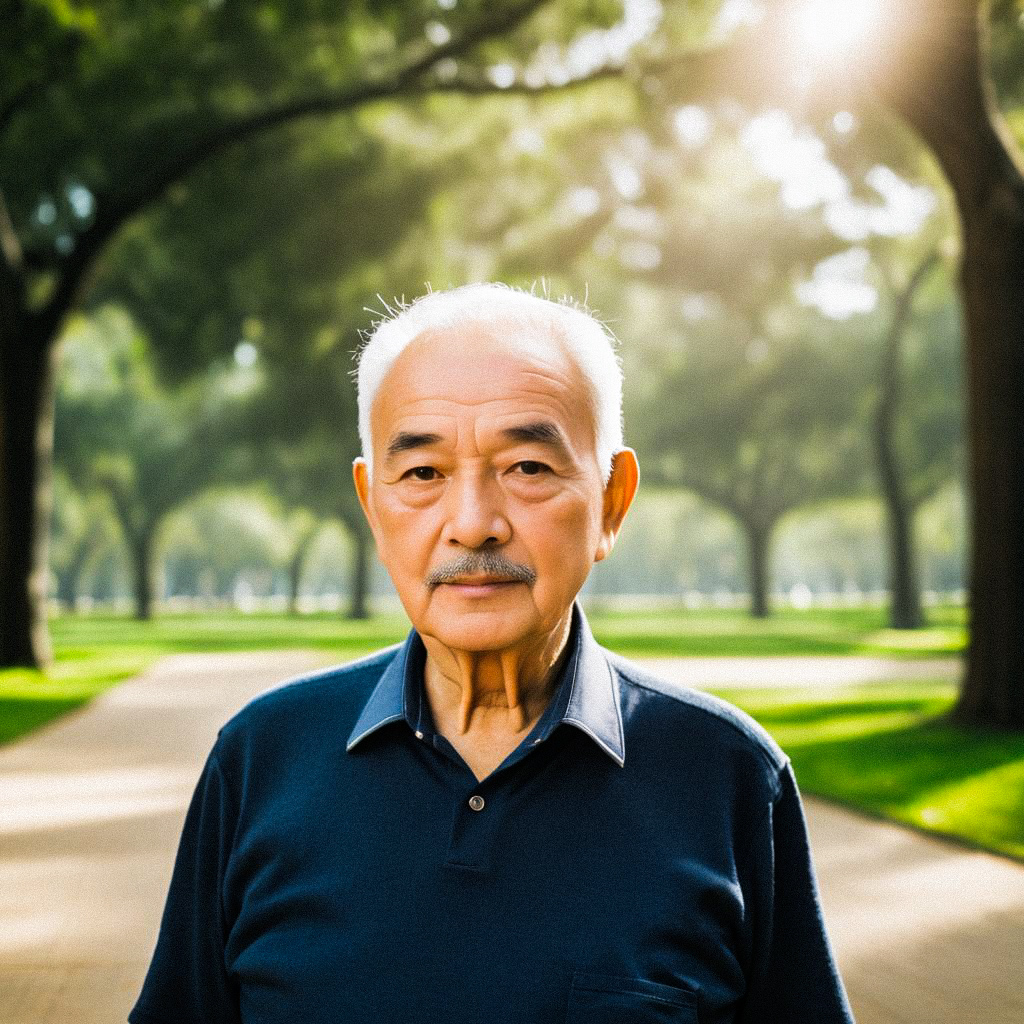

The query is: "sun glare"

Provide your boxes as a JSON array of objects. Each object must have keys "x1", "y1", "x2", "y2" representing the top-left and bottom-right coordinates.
[{"x1": 791, "y1": 0, "x2": 883, "y2": 60}]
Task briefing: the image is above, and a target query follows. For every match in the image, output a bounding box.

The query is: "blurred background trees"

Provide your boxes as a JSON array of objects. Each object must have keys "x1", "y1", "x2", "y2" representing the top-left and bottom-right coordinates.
[{"x1": 2, "y1": 0, "x2": 1021, "y2": 726}]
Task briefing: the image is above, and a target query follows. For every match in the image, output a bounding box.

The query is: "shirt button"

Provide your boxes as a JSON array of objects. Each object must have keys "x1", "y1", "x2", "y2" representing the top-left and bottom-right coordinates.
[{"x1": 468, "y1": 794, "x2": 485, "y2": 811}]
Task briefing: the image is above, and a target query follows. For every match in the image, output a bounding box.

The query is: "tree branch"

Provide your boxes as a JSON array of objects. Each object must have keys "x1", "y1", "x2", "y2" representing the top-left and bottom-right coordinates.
[
  {"x1": 878, "y1": 247, "x2": 942, "y2": 427},
  {"x1": 412, "y1": 62, "x2": 624, "y2": 98},
  {"x1": 36, "y1": 0, "x2": 557, "y2": 340}
]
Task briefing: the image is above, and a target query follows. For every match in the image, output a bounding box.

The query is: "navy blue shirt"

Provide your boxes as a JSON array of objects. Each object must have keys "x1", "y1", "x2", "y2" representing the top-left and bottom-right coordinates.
[{"x1": 130, "y1": 607, "x2": 853, "y2": 1024}]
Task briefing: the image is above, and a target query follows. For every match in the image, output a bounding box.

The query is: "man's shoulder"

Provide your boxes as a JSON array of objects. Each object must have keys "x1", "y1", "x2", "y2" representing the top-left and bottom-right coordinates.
[
  {"x1": 216, "y1": 643, "x2": 401, "y2": 748},
  {"x1": 605, "y1": 649, "x2": 788, "y2": 780}
]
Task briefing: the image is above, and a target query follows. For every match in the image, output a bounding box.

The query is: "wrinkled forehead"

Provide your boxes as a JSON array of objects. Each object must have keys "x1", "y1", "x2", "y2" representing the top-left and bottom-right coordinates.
[{"x1": 370, "y1": 319, "x2": 593, "y2": 433}]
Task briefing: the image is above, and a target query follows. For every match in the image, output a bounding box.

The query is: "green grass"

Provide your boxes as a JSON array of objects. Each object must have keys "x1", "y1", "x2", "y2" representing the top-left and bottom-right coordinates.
[
  {"x1": 50, "y1": 609, "x2": 413, "y2": 655},
  {"x1": 0, "y1": 655, "x2": 146, "y2": 747},
  {"x1": 587, "y1": 603, "x2": 966, "y2": 657},
  {"x1": 717, "y1": 681, "x2": 1024, "y2": 862}
]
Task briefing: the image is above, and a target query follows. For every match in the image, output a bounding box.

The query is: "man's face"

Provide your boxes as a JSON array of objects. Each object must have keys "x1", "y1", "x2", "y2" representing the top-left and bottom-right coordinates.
[{"x1": 354, "y1": 321, "x2": 630, "y2": 654}]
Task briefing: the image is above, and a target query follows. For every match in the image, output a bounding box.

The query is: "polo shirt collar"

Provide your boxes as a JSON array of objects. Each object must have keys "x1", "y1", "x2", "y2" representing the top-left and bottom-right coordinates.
[{"x1": 345, "y1": 603, "x2": 625, "y2": 766}]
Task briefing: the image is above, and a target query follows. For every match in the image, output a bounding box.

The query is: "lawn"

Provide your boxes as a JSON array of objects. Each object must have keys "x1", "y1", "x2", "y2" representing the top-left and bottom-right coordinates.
[
  {"x1": 5, "y1": 604, "x2": 1018, "y2": 863},
  {"x1": 719, "y1": 681, "x2": 1024, "y2": 862},
  {"x1": 587, "y1": 602, "x2": 966, "y2": 656}
]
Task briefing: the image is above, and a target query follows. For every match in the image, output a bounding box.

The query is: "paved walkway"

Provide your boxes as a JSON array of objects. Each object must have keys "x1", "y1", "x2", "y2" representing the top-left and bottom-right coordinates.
[{"x1": 1, "y1": 652, "x2": 1020, "y2": 1024}]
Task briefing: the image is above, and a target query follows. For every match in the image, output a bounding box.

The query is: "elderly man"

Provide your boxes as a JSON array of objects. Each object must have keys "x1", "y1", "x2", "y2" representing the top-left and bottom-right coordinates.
[{"x1": 130, "y1": 284, "x2": 853, "y2": 1024}]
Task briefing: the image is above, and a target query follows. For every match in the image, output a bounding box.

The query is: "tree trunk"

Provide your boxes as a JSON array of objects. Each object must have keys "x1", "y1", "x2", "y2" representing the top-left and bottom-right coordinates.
[
  {"x1": 892, "y1": 4, "x2": 1024, "y2": 728},
  {"x1": 347, "y1": 525, "x2": 372, "y2": 621},
  {"x1": 879, "y1": 482, "x2": 922, "y2": 631},
  {"x1": 879, "y1": 483, "x2": 922, "y2": 631},
  {"x1": 131, "y1": 528, "x2": 156, "y2": 621},
  {"x1": 57, "y1": 519, "x2": 105, "y2": 611},
  {"x1": 56, "y1": 542, "x2": 90, "y2": 611},
  {"x1": 55, "y1": 568, "x2": 78, "y2": 611},
  {"x1": 287, "y1": 551, "x2": 303, "y2": 616},
  {"x1": 287, "y1": 525, "x2": 319, "y2": 616},
  {"x1": 0, "y1": 329, "x2": 57, "y2": 666},
  {"x1": 873, "y1": 253, "x2": 937, "y2": 631},
  {"x1": 952, "y1": 199, "x2": 1024, "y2": 728},
  {"x1": 743, "y1": 521, "x2": 772, "y2": 619}
]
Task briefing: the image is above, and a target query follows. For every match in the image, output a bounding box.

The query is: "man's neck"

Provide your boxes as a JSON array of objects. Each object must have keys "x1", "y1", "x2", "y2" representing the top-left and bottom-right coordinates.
[{"x1": 421, "y1": 611, "x2": 573, "y2": 737}]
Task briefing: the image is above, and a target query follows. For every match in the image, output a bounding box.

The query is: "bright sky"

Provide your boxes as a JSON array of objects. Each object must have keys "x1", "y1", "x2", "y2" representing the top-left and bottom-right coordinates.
[
  {"x1": 739, "y1": 109, "x2": 936, "y2": 319},
  {"x1": 795, "y1": 247, "x2": 879, "y2": 320},
  {"x1": 789, "y1": 0, "x2": 884, "y2": 63},
  {"x1": 488, "y1": 0, "x2": 663, "y2": 88}
]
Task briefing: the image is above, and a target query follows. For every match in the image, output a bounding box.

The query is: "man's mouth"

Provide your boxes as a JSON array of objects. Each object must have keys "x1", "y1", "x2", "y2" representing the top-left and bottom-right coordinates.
[{"x1": 444, "y1": 576, "x2": 521, "y2": 587}]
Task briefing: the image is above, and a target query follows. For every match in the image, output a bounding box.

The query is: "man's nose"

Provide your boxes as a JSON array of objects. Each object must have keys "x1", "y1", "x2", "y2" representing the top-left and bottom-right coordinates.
[{"x1": 441, "y1": 473, "x2": 512, "y2": 549}]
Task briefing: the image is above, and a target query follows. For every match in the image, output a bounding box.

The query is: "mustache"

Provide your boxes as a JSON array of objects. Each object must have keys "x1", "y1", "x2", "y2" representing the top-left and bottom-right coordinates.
[{"x1": 426, "y1": 551, "x2": 537, "y2": 587}]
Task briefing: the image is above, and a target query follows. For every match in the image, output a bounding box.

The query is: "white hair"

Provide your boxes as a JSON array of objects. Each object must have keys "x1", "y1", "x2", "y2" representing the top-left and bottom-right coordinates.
[{"x1": 355, "y1": 283, "x2": 624, "y2": 482}]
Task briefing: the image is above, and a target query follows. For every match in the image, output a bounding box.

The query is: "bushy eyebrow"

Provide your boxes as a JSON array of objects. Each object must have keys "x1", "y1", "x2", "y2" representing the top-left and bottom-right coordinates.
[
  {"x1": 500, "y1": 421, "x2": 573, "y2": 458},
  {"x1": 385, "y1": 431, "x2": 444, "y2": 459}
]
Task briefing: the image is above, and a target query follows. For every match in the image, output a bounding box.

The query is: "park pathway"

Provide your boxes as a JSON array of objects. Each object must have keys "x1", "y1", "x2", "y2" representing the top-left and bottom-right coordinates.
[{"x1": 1, "y1": 651, "x2": 1021, "y2": 1024}]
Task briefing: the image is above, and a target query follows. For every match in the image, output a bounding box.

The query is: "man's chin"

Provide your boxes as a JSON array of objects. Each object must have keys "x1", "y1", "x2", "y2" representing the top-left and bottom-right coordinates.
[{"x1": 419, "y1": 600, "x2": 537, "y2": 653}]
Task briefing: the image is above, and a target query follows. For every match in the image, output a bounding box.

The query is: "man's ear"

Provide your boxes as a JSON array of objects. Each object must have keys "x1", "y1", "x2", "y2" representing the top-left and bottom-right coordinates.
[
  {"x1": 595, "y1": 448, "x2": 639, "y2": 563},
  {"x1": 352, "y1": 458, "x2": 378, "y2": 537}
]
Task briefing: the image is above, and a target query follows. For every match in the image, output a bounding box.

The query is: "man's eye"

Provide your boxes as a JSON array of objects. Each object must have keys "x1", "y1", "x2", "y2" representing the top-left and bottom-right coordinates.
[
  {"x1": 406, "y1": 466, "x2": 440, "y2": 481},
  {"x1": 515, "y1": 461, "x2": 549, "y2": 476}
]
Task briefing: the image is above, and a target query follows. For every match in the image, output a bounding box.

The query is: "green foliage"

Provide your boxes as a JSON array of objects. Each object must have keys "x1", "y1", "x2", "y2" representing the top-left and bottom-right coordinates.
[
  {"x1": 13, "y1": 0, "x2": 973, "y2": 637},
  {"x1": 54, "y1": 305, "x2": 253, "y2": 556},
  {"x1": 1, "y1": 0, "x2": 629, "y2": 281},
  {"x1": 48, "y1": 470, "x2": 121, "y2": 606},
  {"x1": 394, "y1": 82, "x2": 960, "y2": 562},
  {"x1": 589, "y1": 604, "x2": 965, "y2": 657},
  {"x1": 90, "y1": 116, "x2": 441, "y2": 377},
  {"x1": 891, "y1": 284, "x2": 966, "y2": 505},
  {"x1": 161, "y1": 490, "x2": 295, "y2": 600},
  {"x1": 988, "y1": 0, "x2": 1024, "y2": 112}
]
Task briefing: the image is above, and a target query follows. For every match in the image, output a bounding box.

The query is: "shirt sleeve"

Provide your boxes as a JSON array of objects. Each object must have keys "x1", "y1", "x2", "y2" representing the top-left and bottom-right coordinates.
[
  {"x1": 129, "y1": 745, "x2": 241, "y2": 1024},
  {"x1": 737, "y1": 760, "x2": 855, "y2": 1024}
]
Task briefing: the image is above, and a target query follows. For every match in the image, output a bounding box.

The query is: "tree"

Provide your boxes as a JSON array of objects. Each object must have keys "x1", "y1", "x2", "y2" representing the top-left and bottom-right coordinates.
[
  {"x1": 0, "y1": 0, "x2": 627, "y2": 666},
  {"x1": 49, "y1": 471, "x2": 119, "y2": 610},
  {"x1": 54, "y1": 306, "x2": 249, "y2": 619},
  {"x1": 241, "y1": 343, "x2": 380, "y2": 621},
  {"x1": 868, "y1": 246, "x2": 958, "y2": 627},
  {"x1": 551, "y1": 111, "x2": 874, "y2": 616},
  {"x1": 281, "y1": 510, "x2": 324, "y2": 617},
  {"x1": 161, "y1": 491, "x2": 295, "y2": 608},
  {"x1": 647, "y1": 0, "x2": 1024, "y2": 724},
  {"x1": 900, "y1": 3, "x2": 1024, "y2": 728},
  {"x1": 629, "y1": 286, "x2": 869, "y2": 616}
]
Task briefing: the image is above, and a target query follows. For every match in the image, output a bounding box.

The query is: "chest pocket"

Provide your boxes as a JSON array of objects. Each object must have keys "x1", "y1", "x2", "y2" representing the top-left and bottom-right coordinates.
[{"x1": 566, "y1": 972, "x2": 698, "y2": 1023}]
